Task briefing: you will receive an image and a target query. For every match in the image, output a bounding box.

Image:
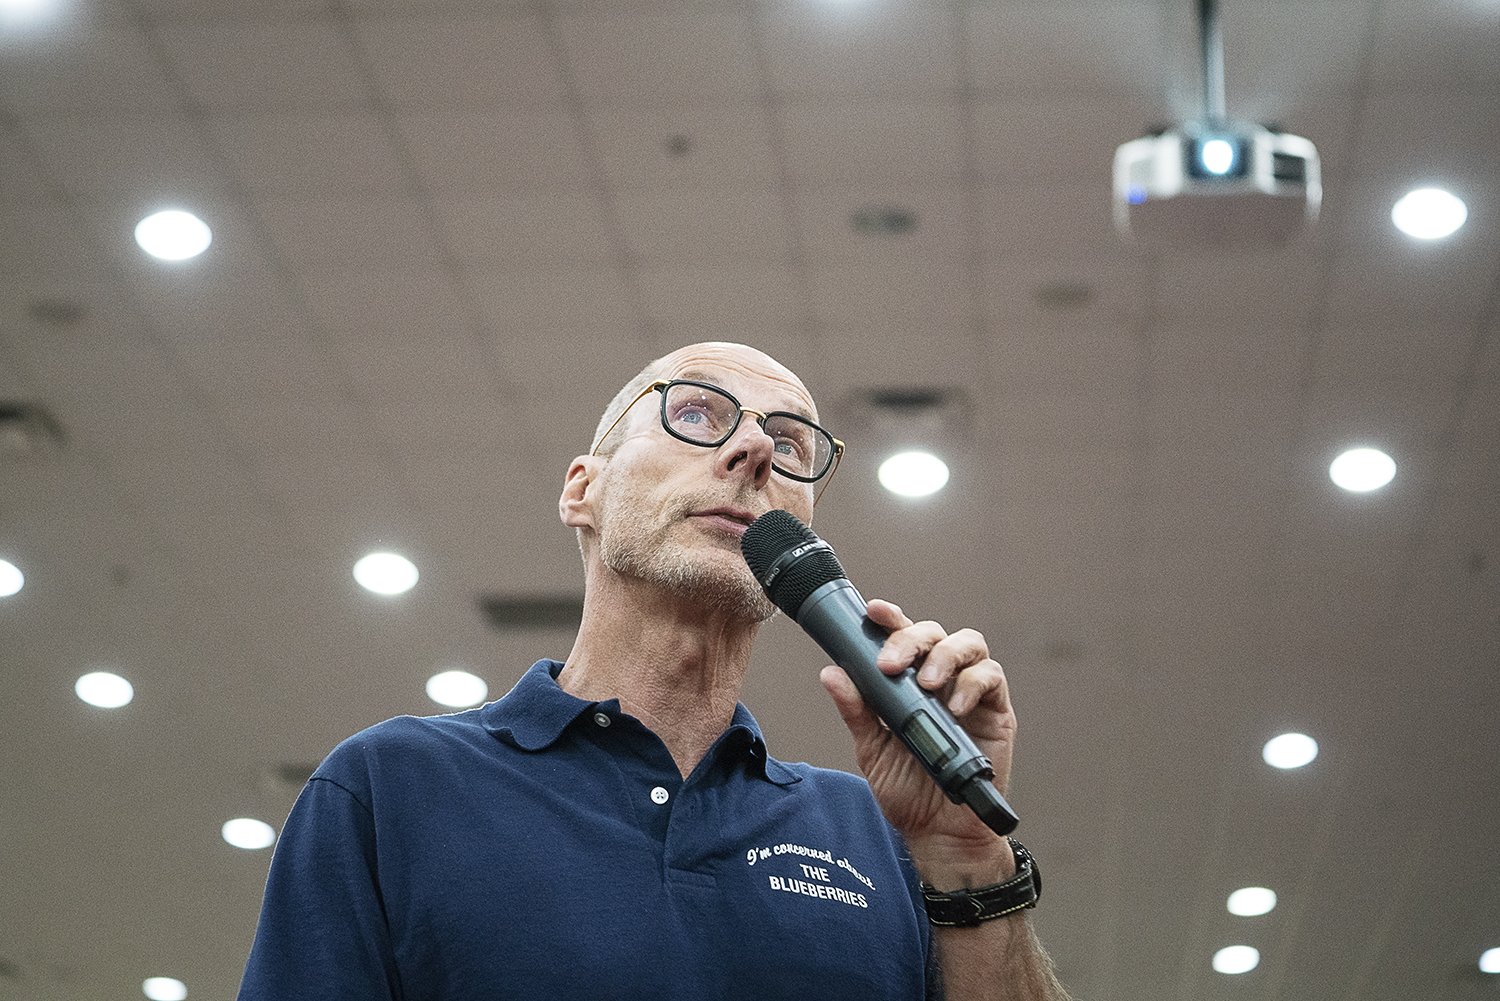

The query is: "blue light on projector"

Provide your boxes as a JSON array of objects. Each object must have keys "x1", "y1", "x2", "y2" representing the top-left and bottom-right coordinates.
[{"x1": 1125, "y1": 185, "x2": 1147, "y2": 205}]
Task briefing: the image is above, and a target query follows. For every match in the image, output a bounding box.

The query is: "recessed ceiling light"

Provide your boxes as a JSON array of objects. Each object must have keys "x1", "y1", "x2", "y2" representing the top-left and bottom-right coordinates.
[
  {"x1": 221, "y1": 817, "x2": 276, "y2": 850},
  {"x1": 75, "y1": 671, "x2": 133, "y2": 708},
  {"x1": 1391, "y1": 187, "x2": 1467, "y2": 240},
  {"x1": 878, "y1": 451, "x2": 949, "y2": 497},
  {"x1": 134, "y1": 209, "x2": 212, "y2": 261},
  {"x1": 1262, "y1": 732, "x2": 1317, "y2": 769},
  {"x1": 1329, "y1": 448, "x2": 1396, "y2": 492},
  {"x1": 851, "y1": 206, "x2": 917, "y2": 237},
  {"x1": 0, "y1": 558, "x2": 22, "y2": 597},
  {"x1": 354, "y1": 552, "x2": 419, "y2": 595},
  {"x1": 1227, "y1": 887, "x2": 1277, "y2": 916},
  {"x1": 0, "y1": 0, "x2": 62, "y2": 28},
  {"x1": 1212, "y1": 945, "x2": 1260, "y2": 974},
  {"x1": 1480, "y1": 948, "x2": 1500, "y2": 974},
  {"x1": 143, "y1": 976, "x2": 187, "y2": 1001},
  {"x1": 426, "y1": 669, "x2": 488, "y2": 708}
]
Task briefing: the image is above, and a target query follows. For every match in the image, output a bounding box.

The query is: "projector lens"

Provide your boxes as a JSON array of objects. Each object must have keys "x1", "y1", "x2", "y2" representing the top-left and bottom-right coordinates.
[{"x1": 1201, "y1": 139, "x2": 1235, "y2": 174}]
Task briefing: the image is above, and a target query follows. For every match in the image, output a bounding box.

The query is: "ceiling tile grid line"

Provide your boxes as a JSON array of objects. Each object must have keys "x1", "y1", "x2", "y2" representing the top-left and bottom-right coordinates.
[
  {"x1": 0, "y1": 90, "x2": 298, "y2": 576},
  {"x1": 744, "y1": 3, "x2": 822, "y2": 366},
  {"x1": 537, "y1": 6, "x2": 665, "y2": 358},
  {"x1": 328, "y1": 7, "x2": 545, "y2": 439},
  {"x1": 121, "y1": 4, "x2": 432, "y2": 531}
]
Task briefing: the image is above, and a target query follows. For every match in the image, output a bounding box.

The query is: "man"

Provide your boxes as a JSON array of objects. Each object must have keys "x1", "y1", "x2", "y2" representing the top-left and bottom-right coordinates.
[{"x1": 238, "y1": 342, "x2": 1070, "y2": 1000}]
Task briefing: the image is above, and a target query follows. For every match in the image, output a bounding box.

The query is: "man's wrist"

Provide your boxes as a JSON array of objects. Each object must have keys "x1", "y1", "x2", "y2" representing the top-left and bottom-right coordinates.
[{"x1": 920, "y1": 840, "x2": 1040, "y2": 927}]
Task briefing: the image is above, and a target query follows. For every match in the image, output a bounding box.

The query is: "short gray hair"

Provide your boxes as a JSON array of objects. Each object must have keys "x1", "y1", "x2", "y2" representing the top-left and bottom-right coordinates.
[{"x1": 589, "y1": 357, "x2": 672, "y2": 457}]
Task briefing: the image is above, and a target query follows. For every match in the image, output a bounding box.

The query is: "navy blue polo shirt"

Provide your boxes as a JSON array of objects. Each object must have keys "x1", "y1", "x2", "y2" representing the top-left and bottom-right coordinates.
[{"x1": 239, "y1": 660, "x2": 938, "y2": 1001}]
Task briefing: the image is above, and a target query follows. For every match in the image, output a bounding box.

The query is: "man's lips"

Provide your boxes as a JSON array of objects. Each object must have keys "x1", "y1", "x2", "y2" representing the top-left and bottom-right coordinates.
[{"x1": 690, "y1": 508, "x2": 759, "y2": 536}]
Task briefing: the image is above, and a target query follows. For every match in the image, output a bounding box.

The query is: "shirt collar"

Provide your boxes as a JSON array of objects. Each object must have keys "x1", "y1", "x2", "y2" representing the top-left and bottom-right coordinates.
[{"x1": 481, "y1": 660, "x2": 800, "y2": 786}]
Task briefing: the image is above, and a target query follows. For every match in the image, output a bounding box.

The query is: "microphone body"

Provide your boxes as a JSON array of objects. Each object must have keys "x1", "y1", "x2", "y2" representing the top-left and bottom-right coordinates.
[{"x1": 741, "y1": 511, "x2": 1019, "y2": 837}]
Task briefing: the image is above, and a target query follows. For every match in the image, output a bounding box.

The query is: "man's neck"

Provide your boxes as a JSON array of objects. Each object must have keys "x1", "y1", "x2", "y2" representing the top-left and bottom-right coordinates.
[{"x1": 556, "y1": 572, "x2": 762, "y2": 778}]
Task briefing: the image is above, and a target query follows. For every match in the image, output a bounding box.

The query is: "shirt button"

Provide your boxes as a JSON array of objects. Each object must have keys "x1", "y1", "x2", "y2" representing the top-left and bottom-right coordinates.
[
  {"x1": 650, "y1": 786, "x2": 670, "y2": 805},
  {"x1": 593, "y1": 712, "x2": 611, "y2": 728}
]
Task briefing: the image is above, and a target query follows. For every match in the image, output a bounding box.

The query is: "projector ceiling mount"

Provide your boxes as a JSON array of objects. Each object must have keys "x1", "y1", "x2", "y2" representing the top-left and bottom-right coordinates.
[{"x1": 1112, "y1": 0, "x2": 1321, "y2": 247}]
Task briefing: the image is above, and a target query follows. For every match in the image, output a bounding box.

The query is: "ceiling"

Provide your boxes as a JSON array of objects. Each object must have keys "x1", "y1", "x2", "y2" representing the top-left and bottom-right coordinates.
[{"x1": 2, "y1": 0, "x2": 1497, "y2": 998}]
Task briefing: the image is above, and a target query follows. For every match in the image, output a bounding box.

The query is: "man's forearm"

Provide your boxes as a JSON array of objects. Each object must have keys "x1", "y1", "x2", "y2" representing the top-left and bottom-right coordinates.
[{"x1": 934, "y1": 913, "x2": 1073, "y2": 1001}]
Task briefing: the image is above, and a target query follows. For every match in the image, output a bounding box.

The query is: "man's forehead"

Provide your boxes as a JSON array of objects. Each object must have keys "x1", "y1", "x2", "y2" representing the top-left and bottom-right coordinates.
[{"x1": 658, "y1": 343, "x2": 817, "y2": 418}]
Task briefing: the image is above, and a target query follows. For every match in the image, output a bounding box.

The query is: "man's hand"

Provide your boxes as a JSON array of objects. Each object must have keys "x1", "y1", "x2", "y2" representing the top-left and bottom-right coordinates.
[{"x1": 819, "y1": 598, "x2": 1018, "y2": 882}]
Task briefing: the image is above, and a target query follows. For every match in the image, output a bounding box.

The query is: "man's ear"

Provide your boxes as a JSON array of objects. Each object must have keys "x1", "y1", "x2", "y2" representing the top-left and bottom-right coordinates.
[{"x1": 559, "y1": 455, "x2": 603, "y2": 529}]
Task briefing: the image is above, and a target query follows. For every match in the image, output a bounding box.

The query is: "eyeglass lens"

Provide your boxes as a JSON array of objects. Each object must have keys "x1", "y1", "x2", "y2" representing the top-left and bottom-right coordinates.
[{"x1": 661, "y1": 382, "x2": 832, "y2": 481}]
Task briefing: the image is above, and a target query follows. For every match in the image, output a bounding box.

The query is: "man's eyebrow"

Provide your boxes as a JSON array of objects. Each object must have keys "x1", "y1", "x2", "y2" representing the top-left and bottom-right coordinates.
[{"x1": 675, "y1": 370, "x2": 818, "y2": 421}]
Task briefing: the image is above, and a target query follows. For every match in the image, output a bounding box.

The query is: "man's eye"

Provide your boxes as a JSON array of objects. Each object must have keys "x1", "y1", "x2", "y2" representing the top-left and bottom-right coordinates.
[{"x1": 678, "y1": 410, "x2": 706, "y2": 425}]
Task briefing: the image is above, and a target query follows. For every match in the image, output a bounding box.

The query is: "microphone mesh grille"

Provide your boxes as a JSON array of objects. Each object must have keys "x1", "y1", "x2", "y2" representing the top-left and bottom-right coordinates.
[{"x1": 741, "y1": 510, "x2": 848, "y2": 617}]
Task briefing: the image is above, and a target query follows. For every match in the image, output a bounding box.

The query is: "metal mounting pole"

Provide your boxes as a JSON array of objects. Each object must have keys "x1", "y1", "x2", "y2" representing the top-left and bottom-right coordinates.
[{"x1": 1199, "y1": 0, "x2": 1226, "y2": 122}]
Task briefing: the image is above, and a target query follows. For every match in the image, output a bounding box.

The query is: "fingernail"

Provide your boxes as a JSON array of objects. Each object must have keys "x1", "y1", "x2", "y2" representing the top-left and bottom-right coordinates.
[{"x1": 950, "y1": 692, "x2": 970, "y2": 714}]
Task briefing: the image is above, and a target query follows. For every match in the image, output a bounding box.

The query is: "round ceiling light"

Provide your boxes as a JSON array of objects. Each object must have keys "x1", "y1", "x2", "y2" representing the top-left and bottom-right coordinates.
[
  {"x1": 134, "y1": 209, "x2": 212, "y2": 260},
  {"x1": 1227, "y1": 887, "x2": 1277, "y2": 916},
  {"x1": 878, "y1": 451, "x2": 949, "y2": 497},
  {"x1": 1263, "y1": 733, "x2": 1318, "y2": 769},
  {"x1": 1391, "y1": 187, "x2": 1467, "y2": 240},
  {"x1": 1329, "y1": 448, "x2": 1396, "y2": 493},
  {"x1": 222, "y1": 817, "x2": 276, "y2": 850},
  {"x1": 426, "y1": 669, "x2": 488, "y2": 708},
  {"x1": 1480, "y1": 948, "x2": 1500, "y2": 975},
  {"x1": 75, "y1": 671, "x2": 134, "y2": 708},
  {"x1": 0, "y1": 558, "x2": 22, "y2": 597},
  {"x1": 1213, "y1": 945, "x2": 1260, "y2": 974},
  {"x1": 354, "y1": 552, "x2": 419, "y2": 595},
  {"x1": 143, "y1": 977, "x2": 188, "y2": 1001}
]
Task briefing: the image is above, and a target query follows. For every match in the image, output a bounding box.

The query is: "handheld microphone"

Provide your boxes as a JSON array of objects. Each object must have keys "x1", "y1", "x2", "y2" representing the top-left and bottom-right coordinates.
[{"x1": 741, "y1": 510, "x2": 1019, "y2": 837}]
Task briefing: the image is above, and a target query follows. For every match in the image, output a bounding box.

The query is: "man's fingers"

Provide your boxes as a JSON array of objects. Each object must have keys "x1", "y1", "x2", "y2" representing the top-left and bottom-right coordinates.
[{"x1": 819, "y1": 665, "x2": 884, "y2": 744}]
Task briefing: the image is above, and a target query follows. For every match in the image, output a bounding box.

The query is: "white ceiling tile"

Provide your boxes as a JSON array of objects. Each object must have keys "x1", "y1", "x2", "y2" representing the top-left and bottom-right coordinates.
[
  {"x1": 1153, "y1": 320, "x2": 1307, "y2": 401},
  {"x1": 1349, "y1": 89, "x2": 1500, "y2": 186},
  {"x1": 1153, "y1": 246, "x2": 1326, "y2": 328},
  {"x1": 817, "y1": 320, "x2": 977, "y2": 392},
  {"x1": 758, "y1": 2, "x2": 960, "y2": 98},
  {"x1": 0, "y1": 24, "x2": 179, "y2": 114},
  {"x1": 792, "y1": 181, "x2": 969, "y2": 267},
  {"x1": 298, "y1": 263, "x2": 473, "y2": 343},
  {"x1": 467, "y1": 265, "x2": 643, "y2": 343},
  {"x1": 612, "y1": 186, "x2": 790, "y2": 263},
  {"x1": 154, "y1": 21, "x2": 368, "y2": 110},
  {"x1": 1314, "y1": 325, "x2": 1477, "y2": 399},
  {"x1": 0, "y1": 132, "x2": 52, "y2": 205},
  {"x1": 777, "y1": 99, "x2": 964, "y2": 184},
  {"x1": 979, "y1": 182, "x2": 1120, "y2": 257},
  {"x1": 970, "y1": 93, "x2": 1161, "y2": 187},
  {"x1": 395, "y1": 111, "x2": 592, "y2": 195},
  {"x1": 208, "y1": 112, "x2": 409, "y2": 196},
  {"x1": 986, "y1": 322, "x2": 1143, "y2": 400},
  {"x1": 585, "y1": 102, "x2": 781, "y2": 190},
  {"x1": 1368, "y1": 0, "x2": 1500, "y2": 88},
  {"x1": 255, "y1": 196, "x2": 444, "y2": 271},
  {"x1": 23, "y1": 113, "x2": 221, "y2": 199},
  {"x1": 555, "y1": 9, "x2": 761, "y2": 104},
  {"x1": 964, "y1": 2, "x2": 1164, "y2": 98},
  {"x1": 1214, "y1": 0, "x2": 1374, "y2": 125},
  {"x1": 433, "y1": 193, "x2": 616, "y2": 270},
  {"x1": 980, "y1": 251, "x2": 1147, "y2": 335},
  {"x1": 808, "y1": 255, "x2": 974, "y2": 334},
  {"x1": 635, "y1": 263, "x2": 802, "y2": 340},
  {"x1": 354, "y1": 14, "x2": 570, "y2": 111}
]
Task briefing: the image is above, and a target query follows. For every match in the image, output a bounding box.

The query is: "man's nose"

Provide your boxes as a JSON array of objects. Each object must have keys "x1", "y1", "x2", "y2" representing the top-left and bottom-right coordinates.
[{"x1": 716, "y1": 413, "x2": 774, "y2": 489}]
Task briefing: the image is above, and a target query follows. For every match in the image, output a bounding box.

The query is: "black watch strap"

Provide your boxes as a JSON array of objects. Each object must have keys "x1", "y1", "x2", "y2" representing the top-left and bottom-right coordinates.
[{"x1": 921, "y1": 840, "x2": 1040, "y2": 927}]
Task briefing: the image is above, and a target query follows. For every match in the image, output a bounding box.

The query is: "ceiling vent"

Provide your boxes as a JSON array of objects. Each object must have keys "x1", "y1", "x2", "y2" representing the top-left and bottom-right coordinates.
[
  {"x1": 480, "y1": 595, "x2": 585, "y2": 631},
  {"x1": 0, "y1": 403, "x2": 65, "y2": 461}
]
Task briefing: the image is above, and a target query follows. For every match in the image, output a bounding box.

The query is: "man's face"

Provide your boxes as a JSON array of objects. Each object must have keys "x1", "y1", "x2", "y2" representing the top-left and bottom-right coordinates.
[{"x1": 593, "y1": 343, "x2": 819, "y2": 621}]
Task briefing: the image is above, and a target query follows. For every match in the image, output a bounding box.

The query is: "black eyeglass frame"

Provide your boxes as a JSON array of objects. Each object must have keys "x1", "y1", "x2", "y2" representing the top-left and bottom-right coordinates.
[{"x1": 591, "y1": 379, "x2": 846, "y2": 503}]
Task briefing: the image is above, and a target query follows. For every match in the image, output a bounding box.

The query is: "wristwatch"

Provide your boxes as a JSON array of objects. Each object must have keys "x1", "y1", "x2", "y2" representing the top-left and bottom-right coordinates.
[{"x1": 920, "y1": 840, "x2": 1040, "y2": 927}]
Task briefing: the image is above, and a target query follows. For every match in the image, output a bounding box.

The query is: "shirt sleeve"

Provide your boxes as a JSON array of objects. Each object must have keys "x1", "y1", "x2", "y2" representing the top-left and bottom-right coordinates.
[{"x1": 237, "y1": 776, "x2": 403, "y2": 1001}]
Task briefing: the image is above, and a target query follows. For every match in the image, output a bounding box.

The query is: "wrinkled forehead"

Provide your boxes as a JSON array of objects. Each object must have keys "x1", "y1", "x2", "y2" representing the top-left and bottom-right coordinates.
[{"x1": 656, "y1": 342, "x2": 818, "y2": 420}]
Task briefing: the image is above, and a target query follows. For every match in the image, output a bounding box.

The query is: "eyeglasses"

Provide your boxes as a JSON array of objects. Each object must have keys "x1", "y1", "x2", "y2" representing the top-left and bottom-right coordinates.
[{"x1": 592, "y1": 379, "x2": 846, "y2": 503}]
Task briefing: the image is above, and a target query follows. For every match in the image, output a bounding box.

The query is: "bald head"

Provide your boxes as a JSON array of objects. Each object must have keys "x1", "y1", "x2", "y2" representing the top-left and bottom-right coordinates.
[{"x1": 589, "y1": 342, "x2": 816, "y2": 458}]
